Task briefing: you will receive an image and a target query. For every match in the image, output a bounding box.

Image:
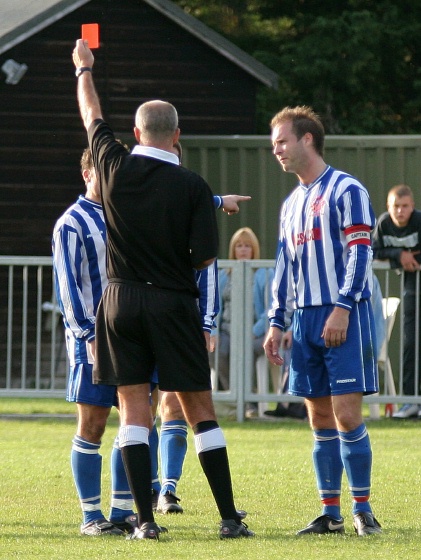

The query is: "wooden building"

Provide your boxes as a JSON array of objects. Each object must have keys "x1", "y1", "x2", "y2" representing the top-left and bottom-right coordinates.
[{"x1": 0, "y1": 0, "x2": 278, "y2": 257}]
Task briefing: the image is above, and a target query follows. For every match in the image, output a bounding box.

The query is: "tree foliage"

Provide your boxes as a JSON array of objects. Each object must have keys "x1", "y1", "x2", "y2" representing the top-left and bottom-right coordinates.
[{"x1": 174, "y1": 0, "x2": 421, "y2": 134}]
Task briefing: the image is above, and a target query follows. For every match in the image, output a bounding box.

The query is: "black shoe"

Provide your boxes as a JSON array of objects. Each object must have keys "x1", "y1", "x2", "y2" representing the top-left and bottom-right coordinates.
[
  {"x1": 152, "y1": 489, "x2": 159, "y2": 512},
  {"x1": 80, "y1": 518, "x2": 125, "y2": 536},
  {"x1": 112, "y1": 513, "x2": 138, "y2": 534},
  {"x1": 287, "y1": 404, "x2": 307, "y2": 419},
  {"x1": 112, "y1": 513, "x2": 168, "y2": 536},
  {"x1": 296, "y1": 515, "x2": 345, "y2": 535},
  {"x1": 126, "y1": 521, "x2": 165, "y2": 540},
  {"x1": 156, "y1": 491, "x2": 183, "y2": 514},
  {"x1": 264, "y1": 406, "x2": 289, "y2": 418},
  {"x1": 219, "y1": 519, "x2": 255, "y2": 539},
  {"x1": 353, "y1": 512, "x2": 382, "y2": 536}
]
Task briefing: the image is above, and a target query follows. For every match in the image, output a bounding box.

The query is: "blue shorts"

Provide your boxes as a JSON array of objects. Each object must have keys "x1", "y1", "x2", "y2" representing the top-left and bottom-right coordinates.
[
  {"x1": 289, "y1": 301, "x2": 379, "y2": 398},
  {"x1": 67, "y1": 363, "x2": 160, "y2": 406},
  {"x1": 150, "y1": 368, "x2": 159, "y2": 392},
  {"x1": 66, "y1": 363, "x2": 118, "y2": 407}
]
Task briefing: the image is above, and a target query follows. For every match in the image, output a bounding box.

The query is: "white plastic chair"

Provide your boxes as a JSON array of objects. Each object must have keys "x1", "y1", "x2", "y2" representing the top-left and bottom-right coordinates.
[
  {"x1": 369, "y1": 297, "x2": 400, "y2": 419},
  {"x1": 256, "y1": 354, "x2": 281, "y2": 417},
  {"x1": 255, "y1": 354, "x2": 269, "y2": 416}
]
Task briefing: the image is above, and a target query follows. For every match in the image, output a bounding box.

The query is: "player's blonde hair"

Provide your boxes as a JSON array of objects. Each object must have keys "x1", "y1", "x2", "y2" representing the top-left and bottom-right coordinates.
[
  {"x1": 270, "y1": 105, "x2": 325, "y2": 157},
  {"x1": 80, "y1": 147, "x2": 93, "y2": 173}
]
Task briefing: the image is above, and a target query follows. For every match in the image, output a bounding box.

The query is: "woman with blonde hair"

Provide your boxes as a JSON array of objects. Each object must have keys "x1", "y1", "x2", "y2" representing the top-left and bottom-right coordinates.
[
  {"x1": 214, "y1": 227, "x2": 273, "y2": 416},
  {"x1": 227, "y1": 227, "x2": 260, "y2": 260}
]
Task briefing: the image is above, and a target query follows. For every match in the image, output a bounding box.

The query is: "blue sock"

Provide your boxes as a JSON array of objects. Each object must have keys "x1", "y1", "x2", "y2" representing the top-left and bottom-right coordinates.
[
  {"x1": 149, "y1": 419, "x2": 161, "y2": 494},
  {"x1": 159, "y1": 419, "x2": 188, "y2": 495},
  {"x1": 339, "y1": 423, "x2": 372, "y2": 514},
  {"x1": 313, "y1": 429, "x2": 343, "y2": 521},
  {"x1": 71, "y1": 435, "x2": 103, "y2": 524},
  {"x1": 109, "y1": 436, "x2": 135, "y2": 523}
]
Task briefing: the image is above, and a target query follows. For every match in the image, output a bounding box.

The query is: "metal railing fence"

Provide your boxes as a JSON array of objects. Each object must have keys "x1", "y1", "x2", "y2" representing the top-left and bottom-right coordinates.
[
  {"x1": 0, "y1": 256, "x2": 419, "y2": 422},
  {"x1": 0, "y1": 256, "x2": 68, "y2": 397}
]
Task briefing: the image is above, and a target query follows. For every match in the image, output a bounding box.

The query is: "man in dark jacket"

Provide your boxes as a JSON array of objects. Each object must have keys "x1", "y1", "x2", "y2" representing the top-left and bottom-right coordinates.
[{"x1": 373, "y1": 184, "x2": 421, "y2": 418}]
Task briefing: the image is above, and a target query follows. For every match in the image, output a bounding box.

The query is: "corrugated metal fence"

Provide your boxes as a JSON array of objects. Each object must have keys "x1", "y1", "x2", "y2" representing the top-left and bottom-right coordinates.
[{"x1": 1, "y1": 256, "x2": 419, "y2": 422}]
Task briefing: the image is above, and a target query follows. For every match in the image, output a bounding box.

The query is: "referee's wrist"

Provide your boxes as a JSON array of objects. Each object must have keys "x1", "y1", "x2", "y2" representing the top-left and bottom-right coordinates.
[{"x1": 75, "y1": 66, "x2": 92, "y2": 77}]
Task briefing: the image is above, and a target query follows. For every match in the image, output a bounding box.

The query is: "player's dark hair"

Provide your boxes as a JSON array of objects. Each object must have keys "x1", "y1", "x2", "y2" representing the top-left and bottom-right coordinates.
[{"x1": 80, "y1": 140, "x2": 129, "y2": 173}]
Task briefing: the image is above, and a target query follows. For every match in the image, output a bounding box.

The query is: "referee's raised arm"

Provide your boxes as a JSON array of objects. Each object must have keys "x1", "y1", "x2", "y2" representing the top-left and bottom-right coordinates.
[{"x1": 72, "y1": 39, "x2": 102, "y2": 130}]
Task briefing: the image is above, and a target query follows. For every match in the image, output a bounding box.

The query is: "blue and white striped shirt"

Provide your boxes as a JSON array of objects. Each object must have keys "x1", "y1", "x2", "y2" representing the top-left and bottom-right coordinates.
[
  {"x1": 52, "y1": 196, "x2": 106, "y2": 365},
  {"x1": 197, "y1": 261, "x2": 219, "y2": 332},
  {"x1": 269, "y1": 166, "x2": 376, "y2": 330},
  {"x1": 53, "y1": 195, "x2": 219, "y2": 365}
]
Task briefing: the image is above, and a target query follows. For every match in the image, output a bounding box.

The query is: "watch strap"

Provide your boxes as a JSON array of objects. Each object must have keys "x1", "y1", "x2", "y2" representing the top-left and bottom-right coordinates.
[{"x1": 75, "y1": 67, "x2": 92, "y2": 77}]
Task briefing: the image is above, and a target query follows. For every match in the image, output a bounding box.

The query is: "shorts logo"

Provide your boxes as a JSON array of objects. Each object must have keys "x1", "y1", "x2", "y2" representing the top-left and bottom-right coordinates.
[{"x1": 336, "y1": 378, "x2": 357, "y2": 384}]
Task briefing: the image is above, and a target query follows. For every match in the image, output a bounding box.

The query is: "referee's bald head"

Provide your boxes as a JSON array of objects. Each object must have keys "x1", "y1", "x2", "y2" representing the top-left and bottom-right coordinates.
[{"x1": 135, "y1": 100, "x2": 179, "y2": 145}]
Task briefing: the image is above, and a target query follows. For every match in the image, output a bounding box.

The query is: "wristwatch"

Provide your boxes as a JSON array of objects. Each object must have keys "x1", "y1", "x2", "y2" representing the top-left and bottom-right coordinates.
[{"x1": 75, "y1": 67, "x2": 92, "y2": 77}]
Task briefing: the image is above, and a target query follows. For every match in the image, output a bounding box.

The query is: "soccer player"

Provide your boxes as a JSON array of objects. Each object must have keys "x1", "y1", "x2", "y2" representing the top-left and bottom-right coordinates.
[
  {"x1": 264, "y1": 106, "x2": 382, "y2": 536},
  {"x1": 52, "y1": 148, "x2": 135, "y2": 536}
]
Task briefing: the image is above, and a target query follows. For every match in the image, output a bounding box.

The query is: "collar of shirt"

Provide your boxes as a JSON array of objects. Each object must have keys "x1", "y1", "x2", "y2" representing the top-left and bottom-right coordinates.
[
  {"x1": 131, "y1": 145, "x2": 179, "y2": 165},
  {"x1": 79, "y1": 194, "x2": 102, "y2": 208},
  {"x1": 299, "y1": 165, "x2": 331, "y2": 190}
]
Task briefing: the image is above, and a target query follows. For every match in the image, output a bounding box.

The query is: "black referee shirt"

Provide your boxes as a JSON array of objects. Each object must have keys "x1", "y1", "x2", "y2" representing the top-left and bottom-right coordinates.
[{"x1": 89, "y1": 119, "x2": 218, "y2": 296}]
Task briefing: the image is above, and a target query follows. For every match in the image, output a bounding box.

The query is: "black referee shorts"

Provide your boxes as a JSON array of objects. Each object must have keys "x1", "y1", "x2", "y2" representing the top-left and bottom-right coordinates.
[{"x1": 93, "y1": 280, "x2": 212, "y2": 392}]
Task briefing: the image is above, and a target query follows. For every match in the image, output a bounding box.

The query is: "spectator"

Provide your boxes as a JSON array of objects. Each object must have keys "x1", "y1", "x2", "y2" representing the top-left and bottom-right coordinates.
[
  {"x1": 372, "y1": 184, "x2": 421, "y2": 418},
  {"x1": 211, "y1": 227, "x2": 274, "y2": 415}
]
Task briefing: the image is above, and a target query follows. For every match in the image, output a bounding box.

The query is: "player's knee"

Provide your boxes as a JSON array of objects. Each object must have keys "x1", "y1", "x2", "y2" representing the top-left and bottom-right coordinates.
[
  {"x1": 79, "y1": 423, "x2": 106, "y2": 443},
  {"x1": 78, "y1": 408, "x2": 110, "y2": 443},
  {"x1": 160, "y1": 393, "x2": 184, "y2": 421}
]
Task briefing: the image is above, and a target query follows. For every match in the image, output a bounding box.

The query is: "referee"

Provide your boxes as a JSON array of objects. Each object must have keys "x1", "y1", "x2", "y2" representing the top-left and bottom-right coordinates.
[{"x1": 72, "y1": 39, "x2": 253, "y2": 541}]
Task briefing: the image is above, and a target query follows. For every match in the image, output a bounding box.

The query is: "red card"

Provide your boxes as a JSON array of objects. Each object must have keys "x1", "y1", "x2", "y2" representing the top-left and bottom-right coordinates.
[{"x1": 82, "y1": 23, "x2": 99, "y2": 49}]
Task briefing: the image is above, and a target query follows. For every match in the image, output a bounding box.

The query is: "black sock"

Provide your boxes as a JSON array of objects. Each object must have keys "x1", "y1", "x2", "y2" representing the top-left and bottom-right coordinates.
[
  {"x1": 194, "y1": 421, "x2": 240, "y2": 523},
  {"x1": 121, "y1": 444, "x2": 153, "y2": 523}
]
